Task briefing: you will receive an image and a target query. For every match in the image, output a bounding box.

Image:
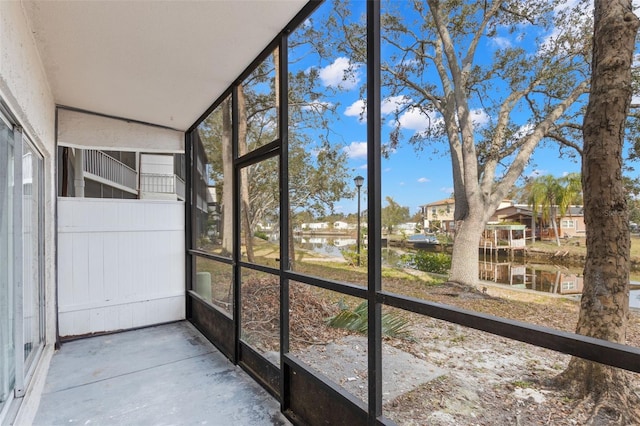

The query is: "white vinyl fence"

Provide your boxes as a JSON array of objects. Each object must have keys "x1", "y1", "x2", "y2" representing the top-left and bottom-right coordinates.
[{"x1": 57, "y1": 198, "x2": 185, "y2": 337}]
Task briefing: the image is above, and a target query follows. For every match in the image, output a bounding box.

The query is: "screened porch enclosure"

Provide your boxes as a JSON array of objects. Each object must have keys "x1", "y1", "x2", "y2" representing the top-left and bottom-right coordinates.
[
  {"x1": 3, "y1": 0, "x2": 640, "y2": 425},
  {"x1": 185, "y1": 1, "x2": 640, "y2": 425}
]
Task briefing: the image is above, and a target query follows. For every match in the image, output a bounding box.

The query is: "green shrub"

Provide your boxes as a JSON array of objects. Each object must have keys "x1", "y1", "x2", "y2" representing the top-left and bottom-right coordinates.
[
  {"x1": 342, "y1": 247, "x2": 368, "y2": 267},
  {"x1": 402, "y1": 251, "x2": 451, "y2": 274},
  {"x1": 254, "y1": 230, "x2": 269, "y2": 240}
]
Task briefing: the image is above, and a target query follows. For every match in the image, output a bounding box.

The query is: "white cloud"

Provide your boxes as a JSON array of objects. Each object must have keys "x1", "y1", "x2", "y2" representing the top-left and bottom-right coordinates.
[
  {"x1": 397, "y1": 107, "x2": 439, "y2": 134},
  {"x1": 319, "y1": 57, "x2": 361, "y2": 90},
  {"x1": 398, "y1": 108, "x2": 429, "y2": 131},
  {"x1": 418, "y1": 177, "x2": 430, "y2": 183},
  {"x1": 343, "y1": 141, "x2": 368, "y2": 159},
  {"x1": 384, "y1": 167, "x2": 392, "y2": 173},
  {"x1": 470, "y1": 108, "x2": 490, "y2": 127},
  {"x1": 345, "y1": 96, "x2": 413, "y2": 121},
  {"x1": 358, "y1": 163, "x2": 368, "y2": 170},
  {"x1": 381, "y1": 96, "x2": 411, "y2": 115},
  {"x1": 399, "y1": 182, "x2": 406, "y2": 186},
  {"x1": 440, "y1": 186, "x2": 454, "y2": 194},
  {"x1": 490, "y1": 36, "x2": 512, "y2": 49},
  {"x1": 553, "y1": 0, "x2": 583, "y2": 13},
  {"x1": 395, "y1": 105, "x2": 485, "y2": 137},
  {"x1": 345, "y1": 99, "x2": 366, "y2": 121},
  {"x1": 540, "y1": 0, "x2": 593, "y2": 56},
  {"x1": 539, "y1": 27, "x2": 563, "y2": 54},
  {"x1": 514, "y1": 122, "x2": 535, "y2": 140}
]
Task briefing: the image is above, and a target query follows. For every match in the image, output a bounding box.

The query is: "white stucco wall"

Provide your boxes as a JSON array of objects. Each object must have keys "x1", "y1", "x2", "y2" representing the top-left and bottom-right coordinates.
[
  {"x1": 0, "y1": 0, "x2": 57, "y2": 349},
  {"x1": 140, "y1": 153, "x2": 174, "y2": 174},
  {"x1": 0, "y1": 3, "x2": 57, "y2": 423}
]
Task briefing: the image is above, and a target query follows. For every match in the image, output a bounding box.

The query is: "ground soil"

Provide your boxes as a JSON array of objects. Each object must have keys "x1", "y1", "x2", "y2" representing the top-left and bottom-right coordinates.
[
  {"x1": 241, "y1": 260, "x2": 640, "y2": 425},
  {"x1": 379, "y1": 282, "x2": 640, "y2": 425}
]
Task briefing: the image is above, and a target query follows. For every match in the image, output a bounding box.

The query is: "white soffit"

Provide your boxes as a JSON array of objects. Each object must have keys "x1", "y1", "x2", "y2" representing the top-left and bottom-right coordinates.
[
  {"x1": 22, "y1": 0, "x2": 309, "y2": 131},
  {"x1": 57, "y1": 109, "x2": 184, "y2": 153}
]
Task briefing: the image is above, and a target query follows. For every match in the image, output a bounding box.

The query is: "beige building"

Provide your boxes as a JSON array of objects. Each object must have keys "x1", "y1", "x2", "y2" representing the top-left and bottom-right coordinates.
[
  {"x1": 422, "y1": 198, "x2": 514, "y2": 234},
  {"x1": 491, "y1": 204, "x2": 586, "y2": 239},
  {"x1": 420, "y1": 198, "x2": 455, "y2": 232}
]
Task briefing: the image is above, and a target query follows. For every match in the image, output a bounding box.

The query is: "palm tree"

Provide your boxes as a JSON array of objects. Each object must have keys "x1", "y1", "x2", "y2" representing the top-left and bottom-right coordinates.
[
  {"x1": 528, "y1": 173, "x2": 582, "y2": 246},
  {"x1": 559, "y1": 172, "x2": 582, "y2": 207}
]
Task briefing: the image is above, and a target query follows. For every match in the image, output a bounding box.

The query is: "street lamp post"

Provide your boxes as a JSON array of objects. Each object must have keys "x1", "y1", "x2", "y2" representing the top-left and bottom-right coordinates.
[{"x1": 354, "y1": 175, "x2": 364, "y2": 267}]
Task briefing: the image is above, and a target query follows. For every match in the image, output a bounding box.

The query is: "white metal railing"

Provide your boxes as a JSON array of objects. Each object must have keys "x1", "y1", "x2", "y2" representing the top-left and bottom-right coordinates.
[
  {"x1": 512, "y1": 239, "x2": 526, "y2": 248},
  {"x1": 140, "y1": 173, "x2": 186, "y2": 201},
  {"x1": 196, "y1": 194, "x2": 207, "y2": 212},
  {"x1": 176, "y1": 176, "x2": 186, "y2": 200},
  {"x1": 83, "y1": 150, "x2": 137, "y2": 191},
  {"x1": 196, "y1": 157, "x2": 204, "y2": 175},
  {"x1": 140, "y1": 173, "x2": 175, "y2": 194}
]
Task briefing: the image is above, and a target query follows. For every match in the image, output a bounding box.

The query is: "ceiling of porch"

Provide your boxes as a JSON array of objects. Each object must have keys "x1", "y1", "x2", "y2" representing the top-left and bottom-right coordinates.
[{"x1": 22, "y1": 0, "x2": 309, "y2": 131}]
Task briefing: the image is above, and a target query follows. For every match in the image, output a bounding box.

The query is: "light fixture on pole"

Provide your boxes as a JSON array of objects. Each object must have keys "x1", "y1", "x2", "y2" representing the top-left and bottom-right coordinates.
[{"x1": 354, "y1": 175, "x2": 364, "y2": 267}]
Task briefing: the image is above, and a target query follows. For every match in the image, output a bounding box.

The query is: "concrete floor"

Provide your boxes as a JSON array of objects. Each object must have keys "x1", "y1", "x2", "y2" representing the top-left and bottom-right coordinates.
[{"x1": 33, "y1": 321, "x2": 291, "y2": 426}]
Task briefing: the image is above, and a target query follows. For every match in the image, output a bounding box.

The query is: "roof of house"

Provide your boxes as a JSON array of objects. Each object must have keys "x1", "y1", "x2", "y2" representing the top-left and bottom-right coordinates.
[
  {"x1": 421, "y1": 198, "x2": 454, "y2": 208},
  {"x1": 564, "y1": 206, "x2": 584, "y2": 216},
  {"x1": 486, "y1": 224, "x2": 527, "y2": 230},
  {"x1": 495, "y1": 205, "x2": 534, "y2": 215}
]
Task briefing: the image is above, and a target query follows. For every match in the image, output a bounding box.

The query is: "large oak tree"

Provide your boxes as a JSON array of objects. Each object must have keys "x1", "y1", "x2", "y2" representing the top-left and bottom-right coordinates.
[{"x1": 329, "y1": 0, "x2": 592, "y2": 286}]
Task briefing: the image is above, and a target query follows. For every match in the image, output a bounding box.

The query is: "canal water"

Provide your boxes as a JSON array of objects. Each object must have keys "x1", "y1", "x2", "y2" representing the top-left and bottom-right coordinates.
[
  {"x1": 295, "y1": 236, "x2": 640, "y2": 309},
  {"x1": 479, "y1": 257, "x2": 640, "y2": 309}
]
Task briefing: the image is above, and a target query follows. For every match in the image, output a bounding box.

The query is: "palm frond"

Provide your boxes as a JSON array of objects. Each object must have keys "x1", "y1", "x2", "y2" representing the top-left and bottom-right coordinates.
[{"x1": 325, "y1": 301, "x2": 412, "y2": 339}]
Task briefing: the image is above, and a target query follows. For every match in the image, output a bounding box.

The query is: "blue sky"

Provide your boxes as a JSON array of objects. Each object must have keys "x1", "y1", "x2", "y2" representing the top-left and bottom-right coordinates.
[
  {"x1": 289, "y1": 0, "x2": 637, "y2": 217},
  {"x1": 328, "y1": 93, "x2": 583, "y2": 216}
]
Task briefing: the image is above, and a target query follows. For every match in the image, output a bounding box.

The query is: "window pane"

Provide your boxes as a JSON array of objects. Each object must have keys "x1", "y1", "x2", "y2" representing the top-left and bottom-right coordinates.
[
  {"x1": 0, "y1": 119, "x2": 15, "y2": 410},
  {"x1": 239, "y1": 48, "x2": 279, "y2": 154},
  {"x1": 240, "y1": 157, "x2": 280, "y2": 268},
  {"x1": 194, "y1": 96, "x2": 232, "y2": 257},
  {"x1": 287, "y1": 0, "x2": 367, "y2": 285},
  {"x1": 241, "y1": 268, "x2": 279, "y2": 366},
  {"x1": 194, "y1": 256, "x2": 233, "y2": 316},
  {"x1": 22, "y1": 141, "x2": 44, "y2": 365}
]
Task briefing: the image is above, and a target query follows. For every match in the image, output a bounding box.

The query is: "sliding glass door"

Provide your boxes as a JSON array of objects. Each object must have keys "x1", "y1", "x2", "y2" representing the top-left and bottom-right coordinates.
[
  {"x1": 0, "y1": 107, "x2": 45, "y2": 419},
  {"x1": 0, "y1": 113, "x2": 15, "y2": 415},
  {"x1": 22, "y1": 140, "x2": 44, "y2": 368}
]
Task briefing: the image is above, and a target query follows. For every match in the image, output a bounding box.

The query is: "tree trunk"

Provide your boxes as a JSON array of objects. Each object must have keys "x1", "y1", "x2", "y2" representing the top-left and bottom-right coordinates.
[
  {"x1": 221, "y1": 98, "x2": 233, "y2": 255},
  {"x1": 551, "y1": 205, "x2": 561, "y2": 247},
  {"x1": 237, "y1": 85, "x2": 255, "y2": 262},
  {"x1": 288, "y1": 208, "x2": 296, "y2": 268},
  {"x1": 274, "y1": 47, "x2": 294, "y2": 267},
  {"x1": 557, "y1": 0, "x2": 640, "y2": 422},
  {"x1": 553, "y1": 270, "x2": 560, "y2": 294},
  {"x1": 531, "y1": 213, "x2": 536, "y2": 244},
  {"x1": 448, "y1": 213, "x2": 484, "y2": 286}
]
